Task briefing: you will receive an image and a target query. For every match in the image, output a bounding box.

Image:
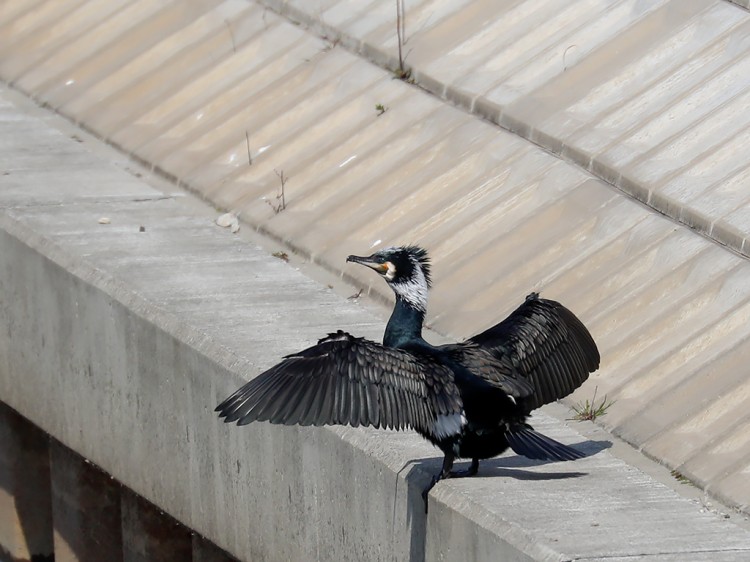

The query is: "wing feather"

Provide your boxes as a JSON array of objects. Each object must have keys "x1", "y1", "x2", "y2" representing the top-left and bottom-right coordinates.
[
  {"x1": 468, "y1": 293, "x2": 599, "y2": 412},
  {"x1": 267, "y1": 372, "x2": 307, "y2": 422},
  {"x1": 231, "y1": 368, "x2": 288, "y2": 424},
  {"x1": 349, "y1": 375, "x2": 361, "y2": 428},
  {"x1": 379, "y1": 382, "x2": 392, "y2": 429},
  {"x1": 365, "y1": 382, "x2": 379, "y2": 427},
  {"x1": 314, "y1": 369, "x2": 335, "y2": 426},
  {"x1": 284, "y1": 379, "x2": 317, "y2": 426},
  {"x1": 217, "y1": 332, "x2": 462, "y2": 436}
]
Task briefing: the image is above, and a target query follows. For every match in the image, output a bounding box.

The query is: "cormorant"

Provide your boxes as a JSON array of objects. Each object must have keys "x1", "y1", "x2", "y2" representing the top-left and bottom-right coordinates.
[{"x1": 217, "y1": 246, "x2": 599, "y2": 506}]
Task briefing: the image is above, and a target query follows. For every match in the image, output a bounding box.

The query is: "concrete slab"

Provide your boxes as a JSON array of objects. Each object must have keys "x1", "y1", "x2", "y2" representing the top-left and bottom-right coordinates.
[
  {"x1": 257, "y1": 0, "x2": 750, "y2": 264},
  {"x1": 0, "y1": 1, "x2": 127, "y2": 82},
  {"x1": 7, "y1": 0, "x2": 750, "y2": 259},
  {"x1": 122, "y1": 15, "x2": 307, "y2": 156}
]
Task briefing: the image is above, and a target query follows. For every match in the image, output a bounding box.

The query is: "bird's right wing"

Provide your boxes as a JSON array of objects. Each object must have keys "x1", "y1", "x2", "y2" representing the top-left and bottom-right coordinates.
[{"x1": 216, "y1": 331, "x2": 463, "y2": 438}]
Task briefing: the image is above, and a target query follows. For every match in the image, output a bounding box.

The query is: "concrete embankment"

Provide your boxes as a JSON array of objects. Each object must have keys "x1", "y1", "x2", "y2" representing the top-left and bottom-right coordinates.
[
  {"x1": 4, "y1": 1, "x2": 750, "y2": 515},
  {"x1": 3, "y1": 85, "x2": 750, "y2": 561}
]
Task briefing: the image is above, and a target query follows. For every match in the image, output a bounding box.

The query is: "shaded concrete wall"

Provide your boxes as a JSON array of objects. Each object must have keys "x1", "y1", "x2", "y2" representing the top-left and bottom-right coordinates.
[
  {"x1": 0, "y1": 403, "x2": 238, "y2": 562},
  {"x1": 0, "y1": 403, "x2": 54, "y2": 562}
]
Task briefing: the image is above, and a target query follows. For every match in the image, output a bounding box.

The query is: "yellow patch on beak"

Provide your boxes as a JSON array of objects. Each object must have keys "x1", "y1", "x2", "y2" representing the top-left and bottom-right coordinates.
[{"x1": 384, "y1": 261, "x2": 396, "y2": 280}]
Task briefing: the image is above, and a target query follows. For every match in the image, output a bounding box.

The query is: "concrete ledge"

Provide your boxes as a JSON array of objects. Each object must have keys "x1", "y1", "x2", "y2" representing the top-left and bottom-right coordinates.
[{"x1": 3, "y1": 89, "x2": 750, "y2": 561}]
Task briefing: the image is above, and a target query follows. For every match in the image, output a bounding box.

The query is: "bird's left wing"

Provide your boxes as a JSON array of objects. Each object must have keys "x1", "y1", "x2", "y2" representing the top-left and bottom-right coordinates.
[
  {"x1": 216, "y1": 331, "x2": 463, "y2": 437},
  {"x1": 468, "y1": 293, "x2": 599, "y2": 412}
]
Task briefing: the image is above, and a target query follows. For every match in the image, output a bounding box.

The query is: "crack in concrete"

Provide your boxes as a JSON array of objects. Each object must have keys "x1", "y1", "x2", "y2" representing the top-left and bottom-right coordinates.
[
  {"x1": 573, "y1": 547, "x2": 750, "y2": 560},
  {"x1": 0, "y1": 195, "x2": 175, "y2": 211}
]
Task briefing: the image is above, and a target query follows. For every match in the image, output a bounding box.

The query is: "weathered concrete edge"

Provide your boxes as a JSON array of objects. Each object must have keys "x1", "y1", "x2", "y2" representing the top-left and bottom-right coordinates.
[
  {"x1": 0, "y1": 208, "x2": 251, "y2": 380},
  {"x1": 255, "y1": 0, "x2": 750, "y2": 260},
  {"x1": 0, "y1": 207, "x2": 556, "y2": 562},
  {"x1": 426, "y1": 489, "x2": 563, "y2": 562}
]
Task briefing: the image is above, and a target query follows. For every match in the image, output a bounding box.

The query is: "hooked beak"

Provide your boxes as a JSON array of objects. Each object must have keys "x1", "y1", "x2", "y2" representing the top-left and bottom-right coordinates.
[{"x1": 346, "y1": 254, "x2": 387, "y2": 273}]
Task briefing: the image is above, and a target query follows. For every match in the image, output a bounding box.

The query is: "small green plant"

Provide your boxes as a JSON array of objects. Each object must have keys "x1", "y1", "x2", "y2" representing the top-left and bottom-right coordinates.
[
  {"x1": 570, "y1": 387, "x2": 614, "y2": 422},
  {"x1": 670, "y1": 469, "x2": 694, "y2": 486},
  {"x1": 392, "y1": 67, "x2": 412, "y2": 81},
  {"x1": 375, "y1": 103, "x2": 387, "y2": 116}
]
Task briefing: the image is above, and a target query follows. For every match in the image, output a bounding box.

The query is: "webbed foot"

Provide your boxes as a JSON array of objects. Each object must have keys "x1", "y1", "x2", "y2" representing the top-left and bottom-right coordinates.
[{"x1": 448, "y1": 458, "x2": 479, "y2": 478}]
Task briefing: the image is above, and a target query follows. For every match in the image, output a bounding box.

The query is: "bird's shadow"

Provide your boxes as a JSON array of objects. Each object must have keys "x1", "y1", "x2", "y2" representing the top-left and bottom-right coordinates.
[
  {"x1": 411, "y1": 439, "x2": 611, "y2": 480},
  {"x1": 397, "y1": 439, "x2": 611, "y2": 561},
  {"x1": 473, "y1": 438, "x2": 612, "y2": 478}
]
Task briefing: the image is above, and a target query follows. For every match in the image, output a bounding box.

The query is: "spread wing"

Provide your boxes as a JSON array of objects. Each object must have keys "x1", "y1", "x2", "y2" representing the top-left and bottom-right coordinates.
[
  {"x1": 468, "y1": 293, "x2": 599, "y2": 412},
  {"x1": 216, "y1": 331, "x2": 463, "y2": 437}
]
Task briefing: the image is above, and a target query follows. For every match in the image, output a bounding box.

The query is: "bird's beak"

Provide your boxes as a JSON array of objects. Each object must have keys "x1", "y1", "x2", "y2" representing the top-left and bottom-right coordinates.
[{"x1": 346, "y1": 254, "x2": 387, "y2": 273}]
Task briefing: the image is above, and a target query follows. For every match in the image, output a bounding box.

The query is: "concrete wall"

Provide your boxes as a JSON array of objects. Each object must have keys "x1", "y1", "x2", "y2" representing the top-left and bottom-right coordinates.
[
  {"x1": 0, "y1": 403, "x2": 237, "y2": 562},
  {"x1": 0, "y1": 403, "x2": 54, "y2": 561}
]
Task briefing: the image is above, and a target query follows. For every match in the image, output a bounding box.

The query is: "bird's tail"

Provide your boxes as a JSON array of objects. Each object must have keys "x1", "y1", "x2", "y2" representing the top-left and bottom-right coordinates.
[{"x1": 506, "y1": 425, "x2": 584, "y2": 461}]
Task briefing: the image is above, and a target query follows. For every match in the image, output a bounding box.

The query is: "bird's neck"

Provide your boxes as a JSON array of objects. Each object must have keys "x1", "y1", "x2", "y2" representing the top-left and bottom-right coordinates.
[{"x1": 383, "y1": 296, "x2": 425, "y2": 348}]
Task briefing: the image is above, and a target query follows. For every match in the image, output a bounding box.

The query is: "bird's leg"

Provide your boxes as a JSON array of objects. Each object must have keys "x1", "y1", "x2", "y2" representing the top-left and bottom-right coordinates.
[
  {"x1": 422, "y1": 453, "x2": 455, "y2": 512},
  {"x1": 449, "y1": 457, "x2": 479, "y2": 478}
]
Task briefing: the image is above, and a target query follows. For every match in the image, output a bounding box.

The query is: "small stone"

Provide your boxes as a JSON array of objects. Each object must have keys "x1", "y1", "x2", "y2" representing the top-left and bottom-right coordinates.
[
  {"x1": 217, "y1": 211, "x2": 240, "y2": 233},
  {"x1": 216, "y1": 212, "x2": 236, "y2": 227}
]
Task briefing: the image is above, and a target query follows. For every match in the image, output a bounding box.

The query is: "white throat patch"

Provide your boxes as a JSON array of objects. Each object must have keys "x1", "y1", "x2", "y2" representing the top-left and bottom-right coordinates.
[{"x1": 390, "y1": 260, "x2": 429, "y2": 312}]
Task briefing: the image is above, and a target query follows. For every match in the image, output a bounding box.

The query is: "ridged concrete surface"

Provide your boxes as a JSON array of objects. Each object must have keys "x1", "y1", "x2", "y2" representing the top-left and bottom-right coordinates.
[
  {"x1": 269, "y1": 0, "x2": 750, "y2": 258},
  {"x1": 2, "y1": 0, "x2": 750, "y2": 520},
  {"x1": 3, "y1": 83, "x2": 750, "y2": 562}
]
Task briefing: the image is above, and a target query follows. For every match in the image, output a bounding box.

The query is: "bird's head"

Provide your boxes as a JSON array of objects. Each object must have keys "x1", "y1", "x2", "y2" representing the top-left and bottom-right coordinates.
[{"x1": 347, "y1": 245, "x2": 432, "y2": 312}]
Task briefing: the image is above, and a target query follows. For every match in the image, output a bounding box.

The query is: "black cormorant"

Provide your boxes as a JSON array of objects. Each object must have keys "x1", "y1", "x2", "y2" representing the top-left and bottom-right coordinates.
[{"x1": 216, "y1": 246, "x2": 599, "y2": 505}]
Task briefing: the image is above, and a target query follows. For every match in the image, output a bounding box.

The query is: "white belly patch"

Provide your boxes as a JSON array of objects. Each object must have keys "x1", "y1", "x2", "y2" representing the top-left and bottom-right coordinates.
[{"x1": 431, "y1": 412, "x2": 467, "y2": 439}]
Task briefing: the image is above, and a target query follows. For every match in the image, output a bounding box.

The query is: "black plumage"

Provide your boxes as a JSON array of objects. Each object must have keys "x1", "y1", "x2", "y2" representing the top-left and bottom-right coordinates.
[{"x1": 217, "y1": 245, "x2": 600, "y2": 505}]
